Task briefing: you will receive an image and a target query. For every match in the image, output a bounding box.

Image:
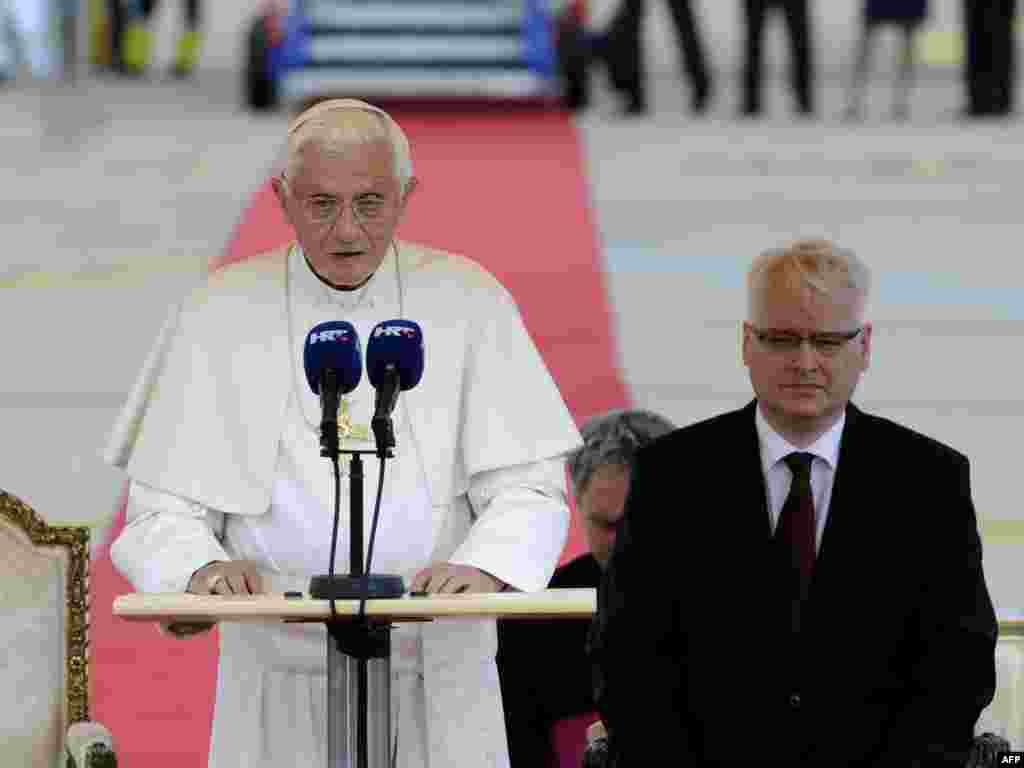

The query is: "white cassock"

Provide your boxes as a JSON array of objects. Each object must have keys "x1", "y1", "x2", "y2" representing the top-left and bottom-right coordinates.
[{"x1": 105, "y1": 241, "x2": 583, "y2": 768}]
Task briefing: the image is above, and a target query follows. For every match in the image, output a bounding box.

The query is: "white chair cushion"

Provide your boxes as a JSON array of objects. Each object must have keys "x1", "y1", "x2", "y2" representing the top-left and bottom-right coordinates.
[
  {"x1": 0, "y1": 521, "x2": 66, "y2": 768},
  {"x1": 977, "y1": 633, "x2": 1024, "y2": 749}
]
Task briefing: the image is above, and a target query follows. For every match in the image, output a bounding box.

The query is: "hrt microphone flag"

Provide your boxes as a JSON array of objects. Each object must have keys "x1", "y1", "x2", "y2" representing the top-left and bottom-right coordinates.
[
  {"x1": 303, "y1": 321, "x2": 362, "y2": 395},
  {"x1": 304, "y1": 321, "x2": 362, "y2": 458},
  {"x1": 366, "y1": 320, "x2": 424, "y2": 391},
  {"x1": 366, "y1": 320, "x2": 424, "y2": 457}
]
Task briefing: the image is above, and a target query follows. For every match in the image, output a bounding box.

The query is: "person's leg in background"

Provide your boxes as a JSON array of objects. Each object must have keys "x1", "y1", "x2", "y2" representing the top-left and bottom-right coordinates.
[
  {"x1": 6, "y1": 0, "x2": 56, "y2": 78},
  {"x1": 601, "y1": 0, "x2": 648, "y2": 114},
  {"x1": 555, "y1": 2, "x2": 591, "y2": 111},
  {"x1": 740, "y1": 0, "x2": 768, "y2": 116},
  {"x1": 962, "y1": 0, "x2": 992, "y2": 115},
  {"x1": 781, "y1": 0, "x2": 813, "y2": 115},
  {"x1": 121, "y1": 0, "x2": 152, "y2": 74},
  {"x1": 172, "y1": 0, "x2": 201, "y2": 77},
  {"x1": 1006, "y1": 0, "x2": 1018, "y2": 114},
  {"x1": 844, "y1": 10, "x2": 877, "y2": 121},
  {"x1": 971, "y1": 0, "x2": 1015, "y2": 116},
  {"x1": 989, "y1": 0, "x2": 1017, "y2": 114},
  {"x1": 105, "y1": 0, "x2": 124, "y2": 71},
  {"x1": 0, "y1": 0, "x2": 14, "y2": 81},
  {"x1": 891, "y1": 21, "x2": 918, "y2": 120},
  {"x1": 664, "y1": 0, "x2": 712, "y2": 114}
]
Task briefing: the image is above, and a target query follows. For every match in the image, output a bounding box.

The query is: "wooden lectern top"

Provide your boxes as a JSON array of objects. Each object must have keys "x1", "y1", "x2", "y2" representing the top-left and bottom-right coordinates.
[{"x1": 113, "y1": 588, "x2": 596, "y2": 624}]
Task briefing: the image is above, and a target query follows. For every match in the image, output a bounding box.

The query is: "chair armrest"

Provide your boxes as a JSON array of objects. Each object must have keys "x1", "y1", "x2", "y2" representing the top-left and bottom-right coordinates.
[
  {"x1": 965, "y1": 732, "x2": 1011, "y2": 768},
  {"x1": 66, "y1": 721, "x2": 117, "y2": 768}
]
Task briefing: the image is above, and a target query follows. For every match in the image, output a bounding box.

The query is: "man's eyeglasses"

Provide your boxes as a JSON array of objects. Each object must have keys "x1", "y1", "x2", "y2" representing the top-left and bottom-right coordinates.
[
  {"x1": 281, "y1": 176, "x2": 394, "y2": 227},
  {"x1": 300, "y1": 195, "x2": 392, "y2": 227},
  {"x1": 750, "y1": 327, "x2": 864, "y2": 357}
]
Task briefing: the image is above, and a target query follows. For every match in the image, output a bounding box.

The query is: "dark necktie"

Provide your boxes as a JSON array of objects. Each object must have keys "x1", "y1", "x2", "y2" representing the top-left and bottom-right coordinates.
[{"x1": 777, "y1": 452, "x2": 817, "y2": 594}]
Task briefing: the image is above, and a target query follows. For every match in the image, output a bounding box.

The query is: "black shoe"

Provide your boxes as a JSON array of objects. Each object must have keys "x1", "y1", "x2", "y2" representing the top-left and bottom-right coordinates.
[
  {"x1": 564, "y1": 93, "x2": 589, "y2": 111},
  {"x1": 959, "y1": 106, "x2": 1007, "y2": 120},
  {"x1": 738, "y1": 105, "x2": 761, "y2": 119},
  {"x1": 618, "y1": 101, "x2": 648, "y2": 117}
]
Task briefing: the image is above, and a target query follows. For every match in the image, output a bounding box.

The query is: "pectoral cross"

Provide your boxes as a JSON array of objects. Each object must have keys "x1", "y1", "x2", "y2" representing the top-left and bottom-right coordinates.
[{"x1": 337, "y1": 398, "x2": 371, "y2": 442}]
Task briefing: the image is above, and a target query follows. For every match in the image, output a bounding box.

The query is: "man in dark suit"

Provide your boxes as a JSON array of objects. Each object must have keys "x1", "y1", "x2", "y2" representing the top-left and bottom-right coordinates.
[
  {"x1": 498, "y1": 409, "x2": 675, "y2": 767},
  {"x1": 590, "y1": 239, "x2": 997, "y2": 767},
  {"x1": 599, "y1": 0, "x2": 713, "y2": 116},
  {"x1": 741, "y1": 0, "x2": 814, "y2": 116},
  {"x1": 963, "y1": 0, "x2": 1017, "y2": 117}
]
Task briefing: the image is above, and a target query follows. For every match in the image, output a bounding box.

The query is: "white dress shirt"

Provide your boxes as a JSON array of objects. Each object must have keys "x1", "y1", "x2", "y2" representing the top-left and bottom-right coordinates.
[{"x1": 755, "y1": 405, "x2": 846, "y2": 551}]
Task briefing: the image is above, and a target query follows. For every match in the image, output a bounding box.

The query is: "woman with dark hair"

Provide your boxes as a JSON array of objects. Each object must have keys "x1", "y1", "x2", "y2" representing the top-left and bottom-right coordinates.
[{"x1": 844, "y1": 0, "x2": 929, "y2": 121}]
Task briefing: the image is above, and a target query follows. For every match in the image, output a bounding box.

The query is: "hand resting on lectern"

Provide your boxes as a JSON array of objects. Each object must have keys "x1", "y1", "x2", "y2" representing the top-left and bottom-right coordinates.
[
  {"x1": 165, "y1": 559, "x2": 266, "y2": 637},
  {"x1": 410, "y1": 562, "x2": 508, "y2": 594}
]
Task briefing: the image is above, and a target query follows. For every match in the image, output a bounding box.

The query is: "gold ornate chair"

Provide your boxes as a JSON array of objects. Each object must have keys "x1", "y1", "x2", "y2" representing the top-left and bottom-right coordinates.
[
  {"x1": 975, "y1": 620, "x2": 1024, "y2": 753},
  {"x1": 0, "y1": 490, "x2": 117, "y2": 768}
]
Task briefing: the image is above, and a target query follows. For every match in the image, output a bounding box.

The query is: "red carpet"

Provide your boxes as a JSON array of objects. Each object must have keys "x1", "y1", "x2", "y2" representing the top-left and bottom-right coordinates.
[{"x1": 92, "y1": 109, "x2": 628, "y2": 766}]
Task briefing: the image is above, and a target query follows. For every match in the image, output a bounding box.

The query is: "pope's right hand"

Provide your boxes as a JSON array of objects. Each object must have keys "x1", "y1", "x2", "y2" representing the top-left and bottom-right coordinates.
[
  {"x1": 165, "y1": 560, "x2": 267, "y2": 638},
  {"x1": 187, "y1": 560, "x2": 266, "y2": 596}
]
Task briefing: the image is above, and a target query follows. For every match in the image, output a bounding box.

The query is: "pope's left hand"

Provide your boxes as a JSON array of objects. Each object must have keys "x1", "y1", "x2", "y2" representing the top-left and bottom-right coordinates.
[{"x1": 410, "y1": 563, "x2": 507, "y2": 594}]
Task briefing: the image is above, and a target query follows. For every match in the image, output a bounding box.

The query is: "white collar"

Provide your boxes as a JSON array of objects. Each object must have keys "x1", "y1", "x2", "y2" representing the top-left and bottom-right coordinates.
[
  {"x1": 290, "y1": 242, "x2": 400, "y2": 312},
  {"x1": 755, "y1": 404, "x2": 845, "y2": 474}
]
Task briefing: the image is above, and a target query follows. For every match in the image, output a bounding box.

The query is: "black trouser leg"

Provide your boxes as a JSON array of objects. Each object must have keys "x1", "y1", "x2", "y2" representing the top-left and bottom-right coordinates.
[
  {"x1": 742, "y1": 0, "x2": 768, "y2": 113},
  {"x1": 665, "y1": 0, "x2": 711, "y2": 105},
  {"x1": 606, "y1": 0, "x2": 647, "y2": 108},
  {"x1": 185, "y1": 0, "x2": 201, "y2": 30},
  {"x1": 557, "y1": 15, "x2": 590, "y2": 109},
  {"x1": 107, "y1": 0, "x2": 124, "y2": 69},
  {"x1": 978, "y1": 0, "x2": 1000, "y2": 112},
  {"x1": 964, "y1": 0, "x2": 989, "y2": 113},
  {"x1": 1007, "y1": 0, "x2": 1018, "y2": 113},
  {"x1": 782, "y1": 0, "x2": 813, "y2": 113},
  {"x1": 990, "y1": 0, "x2": 1017, "y2": 113}
]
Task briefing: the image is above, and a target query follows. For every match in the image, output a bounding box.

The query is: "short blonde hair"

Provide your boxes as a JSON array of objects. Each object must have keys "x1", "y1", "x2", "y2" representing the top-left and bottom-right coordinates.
[
  {"x1": 747, "y1": 239, "x2": 872, "y2": 320},
  {"x1": 283, "y1": 99, "x2": 414, "y2": 192}
]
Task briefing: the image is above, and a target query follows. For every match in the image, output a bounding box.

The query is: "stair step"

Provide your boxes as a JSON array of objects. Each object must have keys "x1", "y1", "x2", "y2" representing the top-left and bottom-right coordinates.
[
  {"x1": 307, "y1": 35, "x2": 522, "y2": 63},
  {"x1": 282, "y1": 67, "x2": 547, "y2": 100},
  {"x1": 306, "y1": 2, "x2": 523, "y2": 30}
]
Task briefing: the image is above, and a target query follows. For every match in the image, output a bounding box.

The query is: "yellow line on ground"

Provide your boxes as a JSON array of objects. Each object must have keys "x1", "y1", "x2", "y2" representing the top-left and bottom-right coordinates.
[{"x1": 981, "y1": 519, "x2": 1024, "y2": 542}]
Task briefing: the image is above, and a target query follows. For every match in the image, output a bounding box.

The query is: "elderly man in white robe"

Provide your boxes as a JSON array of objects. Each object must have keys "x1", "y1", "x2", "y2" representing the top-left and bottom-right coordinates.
[{"x1": 104, "y1": 98, "x2": 583, "y2": 768}]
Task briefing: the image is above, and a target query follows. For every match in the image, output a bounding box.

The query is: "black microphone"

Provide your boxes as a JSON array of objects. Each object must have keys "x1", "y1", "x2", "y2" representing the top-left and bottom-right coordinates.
[
  {"x1": 366, "y1": 320, "x2": 424, "y2": 458},
  {"x1": 303, "y1": 321, "x2": 362, "y2": 457}
]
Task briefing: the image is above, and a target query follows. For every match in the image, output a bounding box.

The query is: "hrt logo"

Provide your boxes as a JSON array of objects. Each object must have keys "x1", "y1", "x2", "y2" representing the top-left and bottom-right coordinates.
[
  {"x1": 373, "y1": 325, "x2": 417, "y2": 338},
  {"x1": 309, "y1": 330, "x2": 349, "y2": 344}
]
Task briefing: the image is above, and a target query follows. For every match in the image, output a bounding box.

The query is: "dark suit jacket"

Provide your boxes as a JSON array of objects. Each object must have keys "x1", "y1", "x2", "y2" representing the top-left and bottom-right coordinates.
[
  {"x1": 498, "y1": 553, "x2": 604, "y2": 767},
  {"x1": 590, "y1": 401, "x2": 997, "y2": 767}
]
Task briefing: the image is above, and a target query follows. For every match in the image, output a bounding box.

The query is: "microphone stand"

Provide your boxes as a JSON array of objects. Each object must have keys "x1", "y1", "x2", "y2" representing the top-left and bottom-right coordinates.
[{"x1": 309, "y1": 375, "x2": 404, "y2": 768}]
